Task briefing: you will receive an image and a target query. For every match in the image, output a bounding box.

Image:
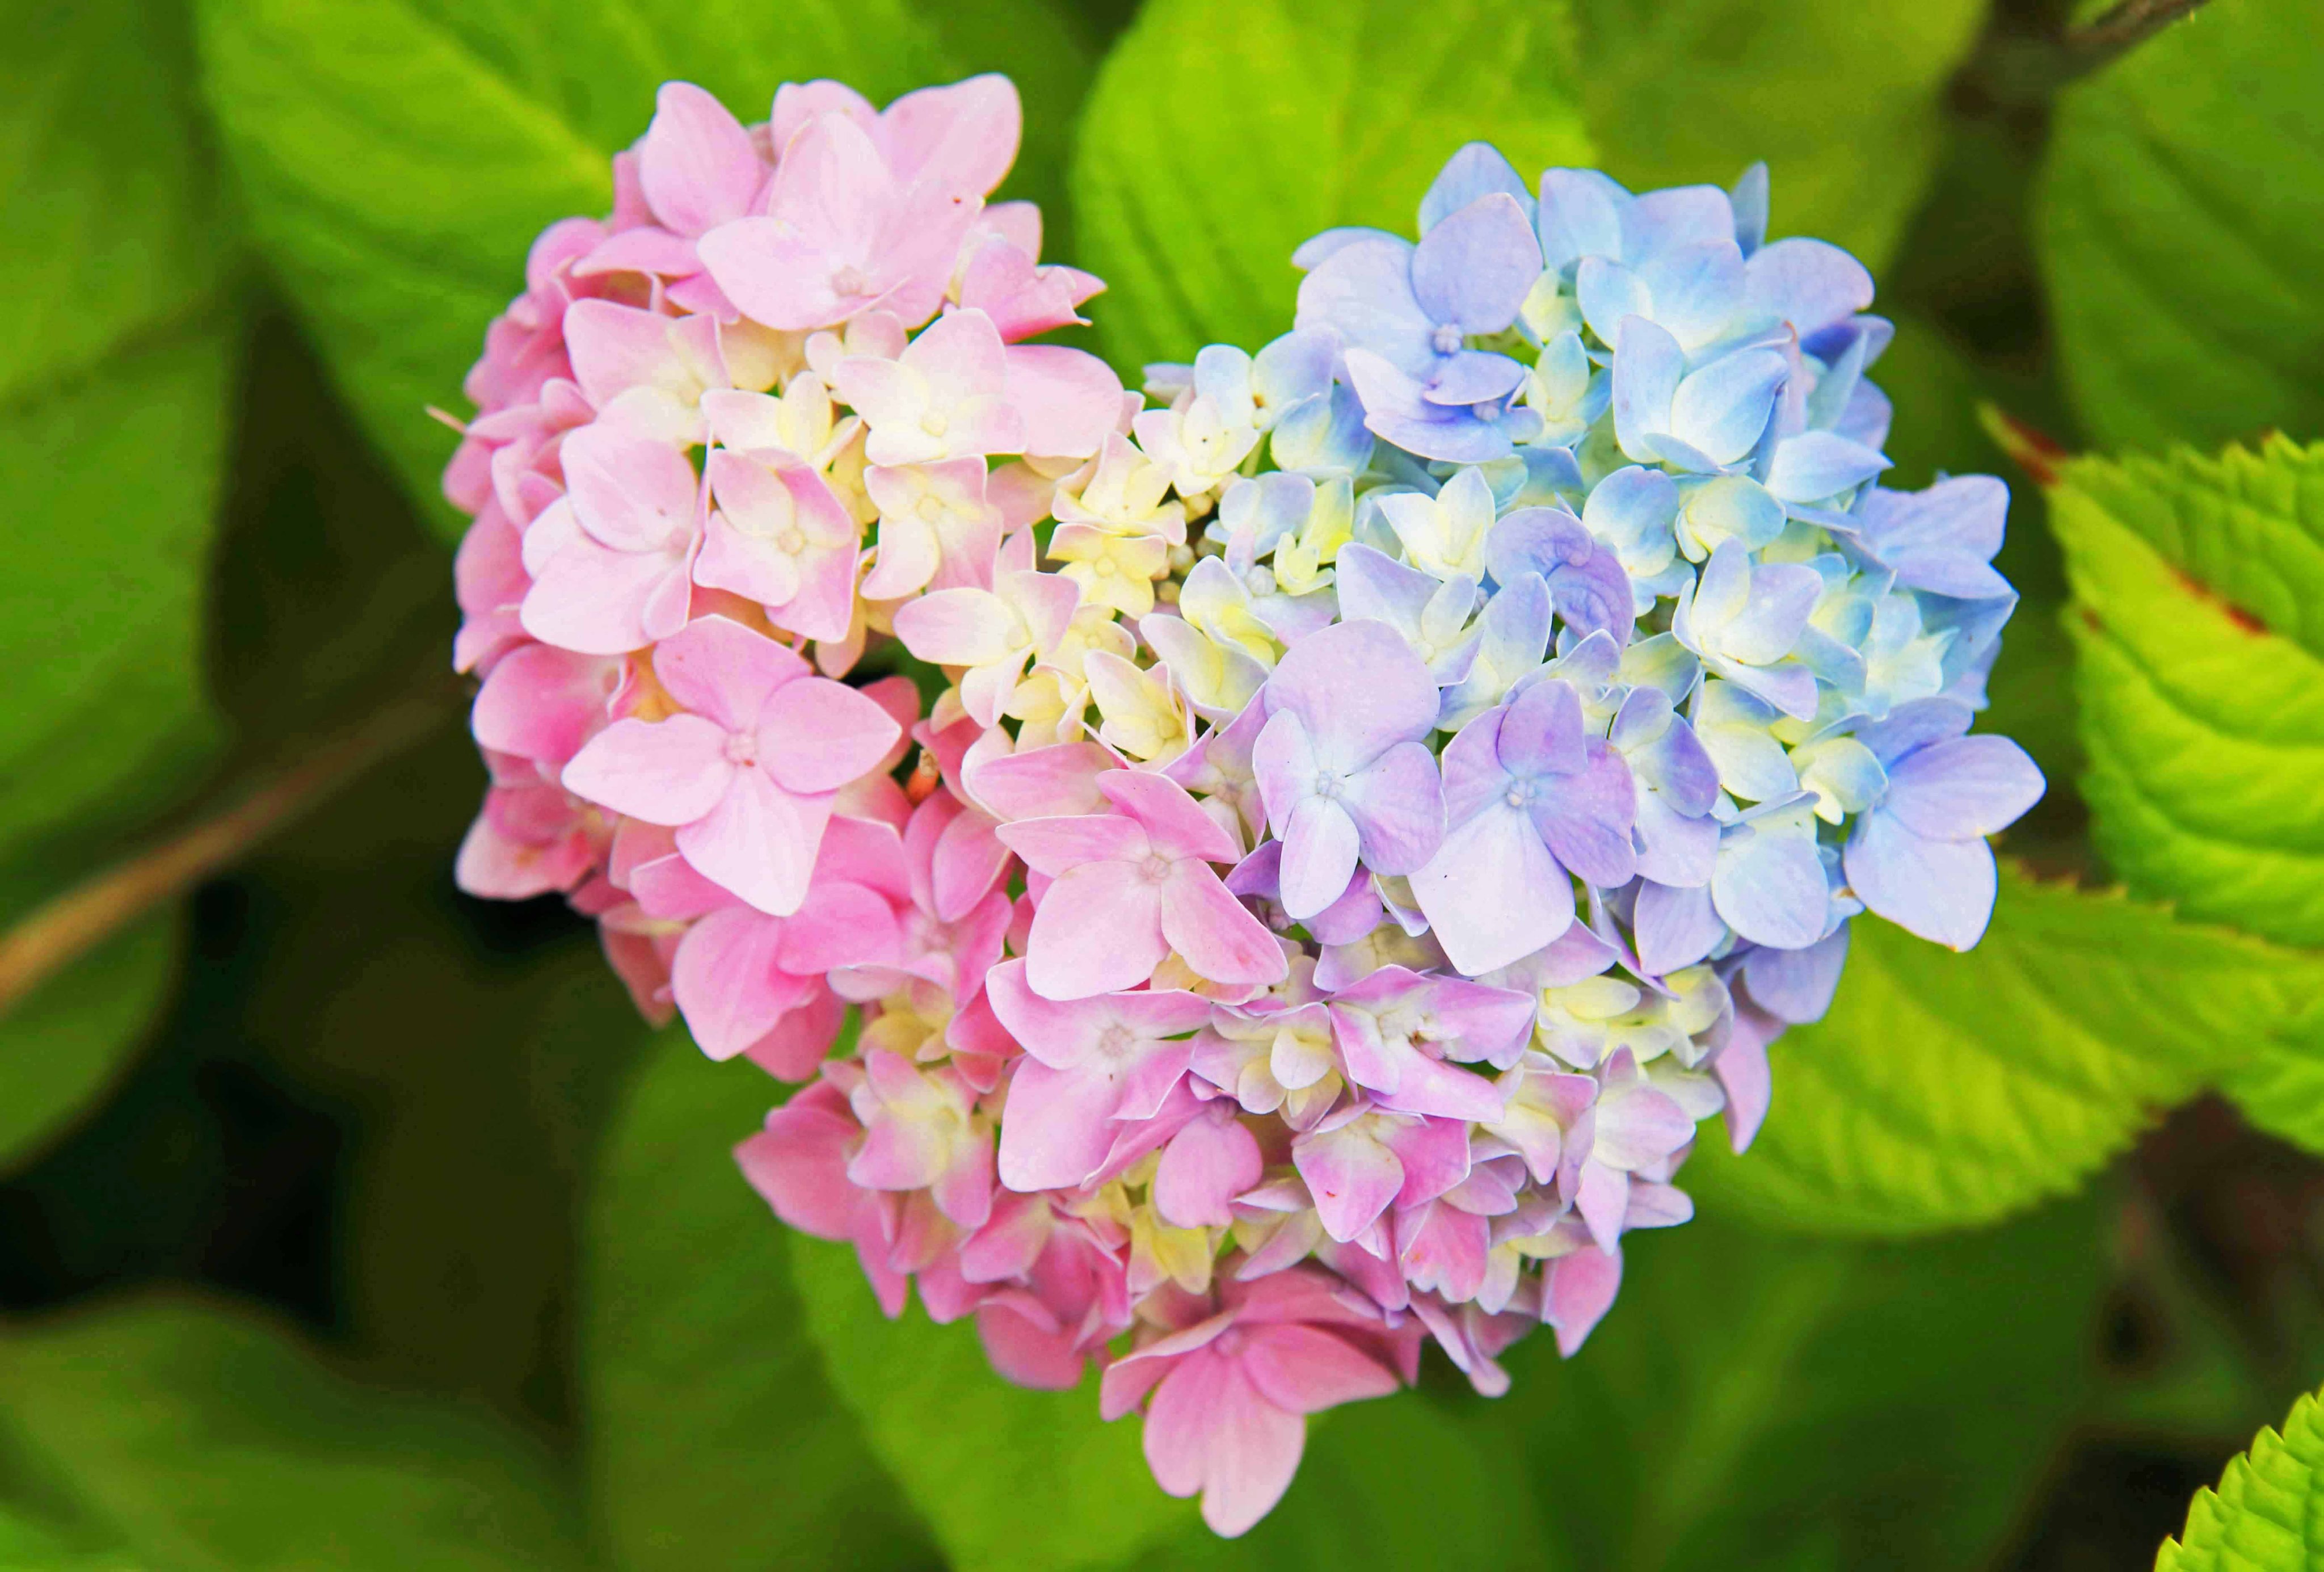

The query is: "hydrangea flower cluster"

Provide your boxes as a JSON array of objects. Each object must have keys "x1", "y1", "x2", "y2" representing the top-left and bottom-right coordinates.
[{"x1": 448, "y1": 83, "x2": 2046, "y2": 1537}]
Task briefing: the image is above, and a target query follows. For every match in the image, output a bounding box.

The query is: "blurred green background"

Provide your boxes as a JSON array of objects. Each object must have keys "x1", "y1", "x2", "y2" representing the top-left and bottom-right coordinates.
[{"x1": 6, "y1": 0, "x2": 2324, "y2": 1566}]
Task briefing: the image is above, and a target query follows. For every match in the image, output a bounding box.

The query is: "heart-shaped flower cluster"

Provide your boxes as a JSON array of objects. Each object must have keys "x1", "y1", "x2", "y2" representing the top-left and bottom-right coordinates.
[{"x1": 449, "y1": 82, "x2": 2045, "y2": 1537}]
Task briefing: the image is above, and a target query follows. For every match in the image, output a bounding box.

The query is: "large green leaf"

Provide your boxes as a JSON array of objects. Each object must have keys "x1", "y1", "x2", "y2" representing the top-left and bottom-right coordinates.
[
  {"x1": 0, "y1": 0, "x2": 229, "y2": 401},
  {"x1": 194, "y1": 0, "x2": 1092, "y2": 540},
  {"x1": 793, "y1": 1230, "x2": 1196, "y2": 1571},
  {"x1": 1070, "y1": 0, "x2": 1592, "y2": 373},
  {"x1": 0, "y1": 1294, "x2": 590, "y2": 1571},
  {"x1": 0, "y1": 917, "x2": 178, "y2": 1171},
  {"x1": 2044, "y1": 435, "x2": 2324, "y2": 948},
  {"x1": 1129, "y1": 1393, "x2": 1563, "y2": 1571},
  {"x1": 1492, "y1": 1197, "x2": 2106, "y2": 1570},
  {"x1": 2159, "y1": 1386, "x2": 2324, "y2": 1571},
  {"x1": 2037, "y1": 0, "x2": 2324, "y2": 453},
  {"x1": 1689, "y1": 865, "x2": 2323, "y2": 1235},
  {"x1": 586, "y1": 1025, "x2": 936, "y2": 1571},
  {"x1": 0, "y1": 0, "x2": 239, "y2": 1173},
  {"x1": 1571, "y1": 0, "x2": 1985, "y2": 271}
]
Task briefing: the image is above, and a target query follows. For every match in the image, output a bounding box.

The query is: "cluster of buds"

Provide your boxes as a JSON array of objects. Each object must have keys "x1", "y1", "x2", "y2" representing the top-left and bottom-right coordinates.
[{"x1": 449, "y1": 80, "x2": 2043, "y2": 1536}]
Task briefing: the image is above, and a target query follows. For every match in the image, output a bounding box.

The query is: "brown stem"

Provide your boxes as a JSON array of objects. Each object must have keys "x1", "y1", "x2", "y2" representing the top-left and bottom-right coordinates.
[
  {"x1": 0, "y1": 691, "x2": 456, "y2": 1020},
  {"x1": 1950, "y1": 0, "x2": 2214, "y2": 121},
  {"x1": 2064, "y1": 0, "x2": 2213, "y2": 78}
]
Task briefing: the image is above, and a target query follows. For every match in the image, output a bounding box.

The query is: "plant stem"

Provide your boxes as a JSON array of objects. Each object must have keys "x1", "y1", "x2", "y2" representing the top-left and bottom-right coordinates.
[{"x1": 0, "y1": 691, "x2": 456, "y2": 1021}]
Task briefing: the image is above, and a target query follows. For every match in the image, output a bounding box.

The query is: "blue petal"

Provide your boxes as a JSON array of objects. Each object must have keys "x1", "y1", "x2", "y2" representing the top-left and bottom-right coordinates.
[
  {"x1": 1611, "y1": 316, "x2": 1685, "y2": 463},
  {"x1": 1729, "y1": 163, "x2": 1770, "y2": 257},
  {"x1": 1411, "y1": 192, "x2": 1543, "y2": 334},
  {"x1": 1535, "y1": 167, "x2": 1630, "y2": 272},
  {"x1": 1742, "y1": 237, "x2": 1875, "y2": 339},
  {"x1": 1670, "y1": 347, "x2": 1787, "y2": 466},
  {"x1": 1420, "y1": 142, "x2": 1534, "y2": 233}
]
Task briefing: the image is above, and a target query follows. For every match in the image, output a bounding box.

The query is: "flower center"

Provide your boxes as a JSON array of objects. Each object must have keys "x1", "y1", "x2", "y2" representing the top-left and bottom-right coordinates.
[
  {"x1": 917, "y1": 494, "x2": 945, "y2": 521},
  {"x1": 920, "y1": 410, "x2": 950, "y2": 437},
  {"x1": 725, "y1": 730, "x2": 759, "y2": 766},
  {"x1": 1432, "y1": 322, "x2": 1465, "y2": 355},
  {"x1": 831, "y1": 264, "x2": 873, "y2": 297},
  {"x1": 1312, "y1": 772, "x2": 1341, "y2": 801},
  {"x1": 775, "y1": 526, "x2": 806, "y2": 554},
  {"x1": 1098, "y1": 1024, "x2": 1136, "y2": 1060},
  {"x1": 1140, "y1": 854, "x2": 1173, "y2": 884},
  {"x1": 1213, "y1": 1325, "x2": 1247, "y2": 1356},
  {"x1": 1505, "y1": 779, "x2": 1535, "y2": 808}
]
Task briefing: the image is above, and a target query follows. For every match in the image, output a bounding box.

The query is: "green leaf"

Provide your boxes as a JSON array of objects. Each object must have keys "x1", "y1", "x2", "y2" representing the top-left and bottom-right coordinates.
[
  {"x1": 1129, "y1": 1394, "x2": 1564, "y2": 1571},
  {"x1": 2158, "y1": 1385, "x2": 2324, "y2": 1571},
  {"x1": 793, "y1": 1230, "x2": 1196, "y2": 1571},
  {"x1": 2044, "y1": 435, "x2": 2324, "y2": 948},
  {"x1": 0, "y1": 1293, "x2": 590, "y2": 1571},
  {"x1": 0, "y1": 0, "x2": 230, "y2": 400},
  {"x1": 0, "y1": 0, "x2": 240, "y2": 1172},
  {"x1": 1070, "y1": 0, "x2": 1592, "y2": 373},
  {"x1": 1571, "y1": 0, "x2": 1985, "y2": 270},
  {"x1": 2037, "y1": 0, "x2": 2324, "y2": 453},
  {"x1": 586, "y1": 1025, "x2": 937, "y2": 1571},
  {"x1": 194, "y1": 0, "x2": 1092, "y2": 540},
  {"x1": 1689, "y1": 865, "x2": 2323, "y2": 1235},
  {"x1": 0, "y1": 916, "x2": 178, "y2": 1170},
  {"x1": 1492, "y1": 1197, "x2": 2106, "y2": 1571}
]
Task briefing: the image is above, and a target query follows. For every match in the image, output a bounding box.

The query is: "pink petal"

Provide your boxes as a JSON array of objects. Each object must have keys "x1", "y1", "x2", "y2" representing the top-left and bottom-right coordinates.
[
  {"x1": 1099, "y1": 769, "x2": 1239, "y2": 864},
  {"x1": 735, "y1": 1092, "x2": 860, "y2": 1240},
  {"x1": 931, "y1": 804, "x2": 1009, "y2": 921},
  {"x1": 891, "y1": 586, "x2": 1017, "y2": 668},
  {"x1": 878, "y1": 73, "x2": 1021, "y2": 197},
  {"x1": 996, "y1": 1057, "x2": 1125, "y2": 1192},
  {"x1": 777, "y1": 880, "x2": 904, "y2": 973},
  {"x1": 470, "y1": 644, "x2": 618, "y2": 766},
  {"x1": 672, "y1": 906, "x2": 816, "y2": 1060},
  {"x1": 1020, "y1": 863, "x2": 1169, "y2": 999},
  {"x1": 745, "y1": 986, "x2": 847, "y2": 1081},
  {"x1": 564, "y1": 300, "x2": 721, "y2": 413},
  {"x1": 1544, "y1": 1246, "x2": 1622, "y2": 1356},
  {"x1": 976, "y1": 1298, "x2": 1085, "y2": 1390},
  {"x1": 1143, "y1": 1354, "x2": 1307, "y2": 1538},
  {"x1": 1153, "y1": 1112, "x2": 1264, "y2": 1228},
  {"x1": 993, "y1": 813, "x2": 1147, "y2": 875},
  {"x1": 639, "y1": 81, "x2": 762, "y2": 236},
  {"x1": 1241, "y1": 1324, "x2": 1401, "y2": 1415},
  {"x1": 1292, "y1": 1124, "x2": 1403, "y2": 1243},
  {"x1": 520, "y1": 532, "x2": 691, "y2": 655},
  {"x1": 652, "y1": 613, "x2": 809, "y2": 732},
  {"x1": 1006, "y1": 344, "x2": 1125, "y2": 460},
  {"x1": 1160, "y1": 868, "x2": 1290, "y2": 989},
  {"x1": 675, "y1": 768, "x2": 831, "y2": 916},
  {"x1": 967, "y1": 741, "x2": 1116, "y2": 821},
  {"x1": 562, "y1": 713, "x2": 731, "y2": 823},
  {"x1": 759, "y1": 678, "x2": 904, "y2": 793},
  {"x1": 561, "y1": 423, "x2": 700, "y2": 551}
]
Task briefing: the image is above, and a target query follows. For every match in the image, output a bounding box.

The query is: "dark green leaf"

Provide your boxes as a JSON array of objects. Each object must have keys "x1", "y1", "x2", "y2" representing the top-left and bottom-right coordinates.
[
  {"x1": 792, "y1": 1230, "x2": 1195, "y2": 1571},
  {"x1": 194, "y1": 0, "x2": 1091, "y2": 539},
  {"x1": 1490, "y1": 1198, "x2": 2106, "y2": 1570},
  {"x1": 1688, "y1": 866, "x2": 2321, "y2": 1234},
  {"x1": 1572, "y1": 0, "x2": 1985, "y2": 270},
  {"x1": 1071, "y1": 0, "x2": 1591, "y2": 373},
  {"x1": 1130, "y1": 1393, "x2": 1564, "y2": 1571},
  {"x1": 0, "y1": 0, "x2": 229, "y2": 399},
  {"x1": 586, "y1": 1025, "x2": 937, "y2": 1571},
  {"x1": 0, "y1": 0, "x2": 240, "y2": 1172},
  {"x1": 2037, "y1": 0, "x2": 2324, "y2": 453},
  {"x1": 0, "y1": 1293, "x2": 590, "y2": 1571}
]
